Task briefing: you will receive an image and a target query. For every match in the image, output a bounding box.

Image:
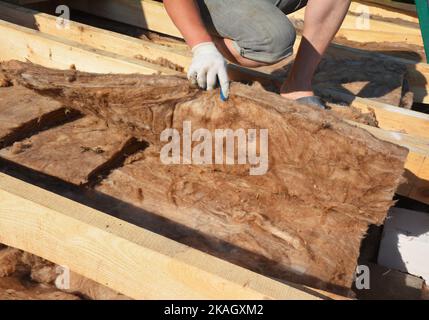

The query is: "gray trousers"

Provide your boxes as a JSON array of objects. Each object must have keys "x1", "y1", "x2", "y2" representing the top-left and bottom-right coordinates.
[{"x1": 197, "y1": 0, "x2": 307, "y2": 63}]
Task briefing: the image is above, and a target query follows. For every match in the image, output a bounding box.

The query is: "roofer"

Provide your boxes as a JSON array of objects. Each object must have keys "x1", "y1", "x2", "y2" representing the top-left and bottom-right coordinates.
[{"x1": 164, "y1": 0, "x2": 351, "y2": 108}]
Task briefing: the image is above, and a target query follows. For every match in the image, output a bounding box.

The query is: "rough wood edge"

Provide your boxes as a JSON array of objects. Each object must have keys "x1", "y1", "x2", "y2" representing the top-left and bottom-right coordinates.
[
  {"x1": 351, "y1": 1, "x2": 418, "y2": 21},
  {"x1": 319, "y1": 87, "x2": 429, "y2": 140},
  {"x1": 0, "y1": 1, "x2": 192, "y2": 71},
  {"x1": 345, "y1": 121, "x2": 429, "y2": 204},
  {"x1": 289, "y1": 4, "x2": 422, "y2": 37},
  {"x1": 0, "y1": 17, "x2": 178, "y2": 75},
  {"x1": 0, "y1": 172, "x2": 336, "y2": 300}
]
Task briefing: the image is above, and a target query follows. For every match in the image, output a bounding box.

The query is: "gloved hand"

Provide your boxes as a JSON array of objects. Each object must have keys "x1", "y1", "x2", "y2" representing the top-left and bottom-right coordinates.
[{"x1": 188, "y1": 42, "x2": 229, "y2": 100}]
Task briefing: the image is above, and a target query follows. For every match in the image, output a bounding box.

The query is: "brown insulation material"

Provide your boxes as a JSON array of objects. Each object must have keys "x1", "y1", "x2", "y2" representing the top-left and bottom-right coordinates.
[
  {"x1": 0, "y1": 85, "x2": 78, "y2": 148},
  {"x1": 0, "y1": 116, "x2": 141, "y2": 185},
  {"x1": 0, "y1": 61, "x2": 408, "y2": 293}
]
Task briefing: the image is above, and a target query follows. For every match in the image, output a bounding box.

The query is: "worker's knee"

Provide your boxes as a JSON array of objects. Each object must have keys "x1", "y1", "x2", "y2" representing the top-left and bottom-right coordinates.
[{"x1": 234, "y1": 16, "x2": 296, "y2": 65}]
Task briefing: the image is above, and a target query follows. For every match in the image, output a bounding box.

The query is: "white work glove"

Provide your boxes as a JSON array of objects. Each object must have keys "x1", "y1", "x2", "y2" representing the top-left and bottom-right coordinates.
[{"x1": 188, "y1": 42, "x2": 229, "y2": 100}]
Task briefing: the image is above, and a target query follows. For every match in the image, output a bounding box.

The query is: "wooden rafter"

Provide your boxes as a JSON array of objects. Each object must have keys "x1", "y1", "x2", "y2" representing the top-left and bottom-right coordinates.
[
  {"x1": 0, "y1": 171, "x2": 335, "y2": 300},
  {"x1": 351, "y1": 1, "x2": 418, "y2": 21},
  {"x1": 319, "y1": 88, "x2": 429, "y2": 140},
  {"x1": 359, "y1": 0, "x2": 417, "y2": 13},
  {"x1": 0, "y1": 1, "x2": 192, "y2": 71},
  {"x1": 65, "y1": 0, "x2": 183, "y2": 38},
  {"x1": 288, "y1": 5, "x2": 423, "y2": 46},
  {"x1": 0, "y1": 18, "x2": 179, "y2": 75}
]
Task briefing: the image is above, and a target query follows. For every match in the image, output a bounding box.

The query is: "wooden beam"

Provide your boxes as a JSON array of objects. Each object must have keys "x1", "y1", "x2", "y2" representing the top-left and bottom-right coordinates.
[
  {"x1": 320, "y1": 88, "x2": 429, "y2": 140},
  {"x1": 289, "y1": 6, "x2": 423, "y2": 46},
  {"x1": 360, "y1": 0, "x2": 417, "y2": 13},
  {"x1": 400, "y1": 153, "x2": 429, "y2": 206},
  {"x1": 0, "y1": 18, "x2": 178, "y2": 75},
  {"x1": 334, "y1": 5, "x2": 420, "y2": 34},
  {"x1": 0, "y1": 172, "x2": 326, "y2": 300},
  {"x1": 346, "y1": 120, "x2": 429, "y2": 204},
  {"x1": 347, "y1": 120, "x2": 429, "y2": 157},
  {"x1": 334, "y1": 29, "x2": 423, "y2": 46},
  {"x1": 351, "y1": 1, "x2": 418, "y2": 22},
  {"x1": 66, "y1": 0, "x2": 182, "y2": 38},
  {"x1": 0, "y1": 1, "x2": 192, "y2": 71}
]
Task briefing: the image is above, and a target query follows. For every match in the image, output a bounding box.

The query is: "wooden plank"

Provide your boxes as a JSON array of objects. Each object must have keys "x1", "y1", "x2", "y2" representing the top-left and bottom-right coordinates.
[
  {"x1": 334, "y1": 29, "x2": 423, "y2": 46},
  {"x1": 329, "y1": 4, "x2": 420, "y2": 34},
  {"x1": 0, "y1": 18, "x2": 178, "y2": 75},
  {"x1": 351, "y1": 1, "x2": 418, "y2": 22},
  {"x1": 361, "y1": 0, "x2": 417, "y2": 13},
  {"x1": 0, "y1": 116, "x2": 141, "y2": 185},
  {"x1": 319, "y1": 88, "x2": 429, "y2": 140},
  {"x1": 66, "y1": 0, "x2": 182, "y2": 38},
  {"x1": 0, "y1": 172, "x2": 324, "y2": 300},
  {"x1": 289, "y1": 6, "x2": 423, "y2": 46},
  {"x1": 0, "y1": 1, "x2": 192, "y2": 72},
  {"x1": 346, "y1": 120, "x2": 429, "y2": 204},
  {"x1": 346, "y1": 120, "x2": 429, "y2": 157},
  {"x1": 402, "y1": 153, "x2": 429, "y2": 205}
]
